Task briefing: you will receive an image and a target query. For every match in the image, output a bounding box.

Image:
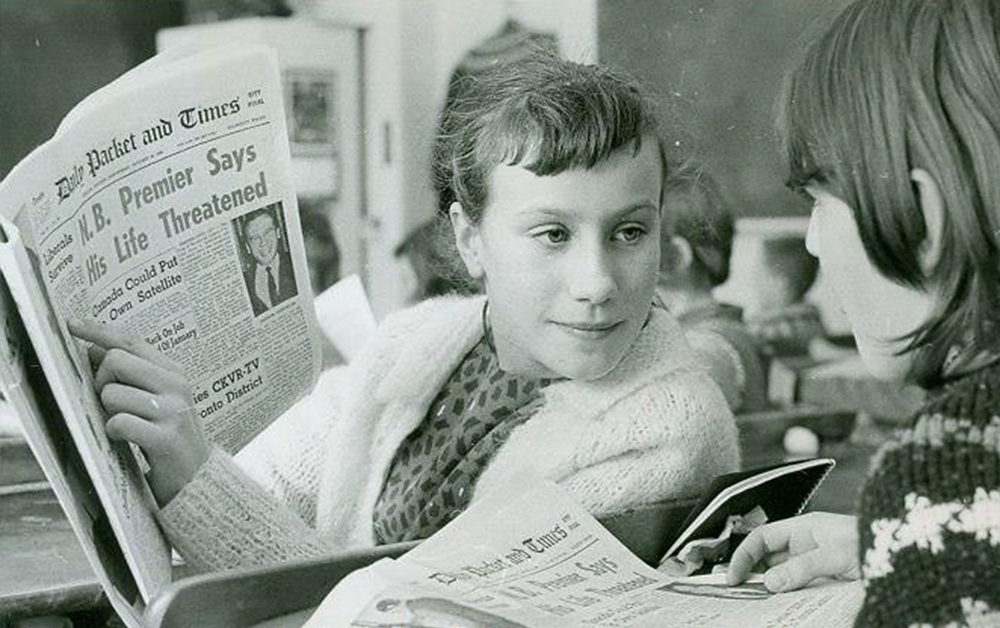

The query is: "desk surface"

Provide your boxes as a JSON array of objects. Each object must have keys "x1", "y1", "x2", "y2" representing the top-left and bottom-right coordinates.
[{"x1": 0, "y1": 487, "x2": 104, "y2": 618}]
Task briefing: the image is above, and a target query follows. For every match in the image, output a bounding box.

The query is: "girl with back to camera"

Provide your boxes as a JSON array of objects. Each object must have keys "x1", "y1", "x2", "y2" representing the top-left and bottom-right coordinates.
[
  {"x1": 727, "y1": 1, "x2": 1000, "y2": 625},
  {"x1": 71, "y1": 54, "x2": 739, "y2": 571}
]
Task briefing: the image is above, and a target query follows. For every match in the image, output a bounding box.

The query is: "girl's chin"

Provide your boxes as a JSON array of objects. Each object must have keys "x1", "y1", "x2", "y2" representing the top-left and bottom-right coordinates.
[
  {"x1": 501, "y1": 325, "x2": 637, "y2": 381},
  {"x1": 544, "y1": 345, "x2": 630, "y2": 382}
]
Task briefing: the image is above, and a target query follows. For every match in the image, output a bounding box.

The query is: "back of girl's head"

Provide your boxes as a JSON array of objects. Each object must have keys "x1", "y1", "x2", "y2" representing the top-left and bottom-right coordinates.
[
  {"x1": 779, "y1": 0, "x2": 1000, "y2": 384},
  {"x1": 438, "y1": 52, "x2": 665, "y2": 224},
  {"x1": 659, "y1": 163, "x2": 734, "y2": 287}
]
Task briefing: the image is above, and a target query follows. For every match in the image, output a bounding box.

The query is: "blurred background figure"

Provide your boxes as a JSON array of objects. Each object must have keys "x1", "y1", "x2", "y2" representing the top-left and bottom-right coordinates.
[
  {"x1": 657, "y1": 163, "x2": 769, "y2": 413},
  {"x1": 297, "y1": 198, "x2": 345, "y2": 367},
  {"x1": 746, "y1": 235, "x2": 825, "y2": 357},
  {"x1": 297, "y1": 198, "x2": 341, "y2": 297},
  {"x1": 393, "y1": 219, "x2": 472, "y2": 304},
  {"x1": 401, "y1": 15, "x2": 560, "y2": 307}
]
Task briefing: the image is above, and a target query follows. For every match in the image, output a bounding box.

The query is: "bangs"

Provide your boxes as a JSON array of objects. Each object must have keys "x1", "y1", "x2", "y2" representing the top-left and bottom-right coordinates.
[
  {"x1": 778, "y1": 48, "x2": 840, "y2": 195},
  {"x1": 474, "y1": 66, "x2": 655, "y2": 177},
  {"x1": 442, "y1": 53, "x2": 664, "y2": 225},
  {"x1": 777, "y1": 0, "x2": 876, "y2": 199}
]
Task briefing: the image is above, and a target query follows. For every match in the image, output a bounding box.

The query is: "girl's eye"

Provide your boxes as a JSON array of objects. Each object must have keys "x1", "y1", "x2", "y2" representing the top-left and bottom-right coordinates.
[
  {"x1": 533, "y1": 226, "x2": 569, "y2": 246},
  {"x1": 614, "y1": 225, "x2": 647, "y2": 243}
]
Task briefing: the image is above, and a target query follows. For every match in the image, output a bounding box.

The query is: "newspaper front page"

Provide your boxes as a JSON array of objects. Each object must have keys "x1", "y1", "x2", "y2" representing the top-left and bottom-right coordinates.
[
  {"x1": 0, "y1": 44, "x2": 322, "y2": 605},
  {"x1": 305, "y1": 482, "x2": 862, "y2": 628}
]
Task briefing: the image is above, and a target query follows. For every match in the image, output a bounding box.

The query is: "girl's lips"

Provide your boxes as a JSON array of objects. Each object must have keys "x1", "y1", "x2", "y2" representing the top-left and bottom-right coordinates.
[{"x1": 552, "y1": 320, "x2": 622, "y2": 338}]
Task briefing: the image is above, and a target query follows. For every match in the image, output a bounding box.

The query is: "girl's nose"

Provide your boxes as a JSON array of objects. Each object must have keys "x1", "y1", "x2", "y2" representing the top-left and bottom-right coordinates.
[{"x1": 567, "y1": 243, "x2": 617, "y2": 304}]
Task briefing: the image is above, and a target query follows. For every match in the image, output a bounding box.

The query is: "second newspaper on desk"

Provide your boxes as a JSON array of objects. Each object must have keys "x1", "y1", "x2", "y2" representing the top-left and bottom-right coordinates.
[{"x1": 0, "y1": 44, "x2": 321, "y2": 623}]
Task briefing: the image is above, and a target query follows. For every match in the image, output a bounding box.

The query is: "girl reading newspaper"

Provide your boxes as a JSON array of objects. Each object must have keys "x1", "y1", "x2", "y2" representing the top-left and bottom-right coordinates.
[
  {"x1": 726, "y1": 1, "x2": 1000, "y2": 625},
  {"x1": 71, "y1": 53, "x2": 740, "y2": 572}
]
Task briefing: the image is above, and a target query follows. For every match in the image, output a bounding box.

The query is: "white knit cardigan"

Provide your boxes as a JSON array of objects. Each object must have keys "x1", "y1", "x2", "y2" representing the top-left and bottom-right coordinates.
[{"x1": 158, "y1": 295, "x2": 740, "y2": 571}]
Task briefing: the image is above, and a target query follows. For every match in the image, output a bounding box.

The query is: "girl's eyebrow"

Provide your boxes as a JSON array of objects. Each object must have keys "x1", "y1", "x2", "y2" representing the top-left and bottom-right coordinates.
[
  {"x1": 614, "y1": 202, "x2": 660, "y2": 217},
  {"x1": 518, "y1": 202, "x2": 659, "y2": 220}
]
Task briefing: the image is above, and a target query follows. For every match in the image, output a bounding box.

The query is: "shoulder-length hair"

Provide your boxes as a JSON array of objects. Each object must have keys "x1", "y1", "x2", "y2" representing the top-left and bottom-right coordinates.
[{"x1": 778, "y1": 0, "x2": 1000, "y2": 386}]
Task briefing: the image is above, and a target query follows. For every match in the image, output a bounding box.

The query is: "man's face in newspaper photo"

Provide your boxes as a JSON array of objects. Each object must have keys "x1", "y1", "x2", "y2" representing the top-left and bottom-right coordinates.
[{"x1": 246, "y1": 213, "x2": 279, "y2": 266}]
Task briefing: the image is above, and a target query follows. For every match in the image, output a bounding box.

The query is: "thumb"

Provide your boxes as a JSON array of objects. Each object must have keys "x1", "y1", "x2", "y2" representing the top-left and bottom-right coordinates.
[{"x1": 762, "y1": 550, "x2": 830, "y2": 592}]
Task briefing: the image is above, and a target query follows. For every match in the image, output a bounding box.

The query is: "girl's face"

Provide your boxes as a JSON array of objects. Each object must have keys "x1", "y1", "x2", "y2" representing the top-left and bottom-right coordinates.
[
  {"x1": 461, "y1": 139, "x2": 662, "y2": 381},
  {"x1": 804, "y1": 187, "x2": 937, "y2": 381}
]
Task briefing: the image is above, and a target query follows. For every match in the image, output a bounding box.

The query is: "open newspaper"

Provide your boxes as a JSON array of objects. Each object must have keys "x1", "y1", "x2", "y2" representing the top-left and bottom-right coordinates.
[
  {"x1": 0, "y1": 44, "x2": 322, "y2": 624},
  {"x1": 306, "y1": 481, "x2": 863, "y2": 628}
]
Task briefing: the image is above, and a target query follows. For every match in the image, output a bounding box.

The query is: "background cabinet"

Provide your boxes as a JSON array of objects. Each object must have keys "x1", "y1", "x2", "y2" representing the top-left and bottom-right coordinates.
[{"x1": 157, "y1": 18, "x2": 368, "y2": 306}]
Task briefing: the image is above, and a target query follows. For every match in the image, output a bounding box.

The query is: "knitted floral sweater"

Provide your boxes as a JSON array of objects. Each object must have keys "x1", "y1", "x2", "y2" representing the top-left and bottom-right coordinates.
[
  {"x1": 856, "y1": 359, "x2": 1000, "y2": 627},
  {"x1": 157, "y1": 295, "x2": 740, "y2": 572}
]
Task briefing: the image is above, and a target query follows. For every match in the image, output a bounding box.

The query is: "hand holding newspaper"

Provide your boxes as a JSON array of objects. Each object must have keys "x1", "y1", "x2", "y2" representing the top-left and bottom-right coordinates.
[
  {"x1": 305, "y1": 480, "x2": 862, "y2": 628},
  {"x1": 0, "y1": 44, "x2": 322, "y2": 625}
]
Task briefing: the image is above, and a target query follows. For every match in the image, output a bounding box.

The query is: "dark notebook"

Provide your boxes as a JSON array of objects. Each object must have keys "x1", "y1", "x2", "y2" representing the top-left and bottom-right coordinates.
[{"x1": 661, "y1": 457, "x2": 836, "y2": 564}]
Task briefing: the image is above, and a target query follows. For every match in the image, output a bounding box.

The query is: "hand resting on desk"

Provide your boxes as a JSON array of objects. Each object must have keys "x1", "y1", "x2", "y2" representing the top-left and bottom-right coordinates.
[{"x1": 726, "y1": 512, "x2": 860, "y2": 592}]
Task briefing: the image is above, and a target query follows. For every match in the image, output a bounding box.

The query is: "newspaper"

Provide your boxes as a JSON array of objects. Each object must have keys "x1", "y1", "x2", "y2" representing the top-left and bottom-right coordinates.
[
  {"x1": 305, "y1": 482, "x2": 862, "y2": 628},
  {"x1": 0, "y1": 44, "x2": 322, "y2": 614}
]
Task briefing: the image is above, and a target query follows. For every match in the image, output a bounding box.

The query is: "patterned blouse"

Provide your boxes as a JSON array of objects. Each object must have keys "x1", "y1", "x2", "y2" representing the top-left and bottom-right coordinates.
[{"x1": 372, "y1": 335, "x2": 553, "y2": 544}]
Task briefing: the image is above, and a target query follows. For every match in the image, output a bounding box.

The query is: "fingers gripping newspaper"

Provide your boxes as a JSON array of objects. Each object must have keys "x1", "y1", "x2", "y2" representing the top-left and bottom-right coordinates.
[
  {"x1": 0, "y1": 45, "x2": 322, "y2": 620},
  {"x1": 306, "y1": 482, "x2": 863, "y2": 628}
]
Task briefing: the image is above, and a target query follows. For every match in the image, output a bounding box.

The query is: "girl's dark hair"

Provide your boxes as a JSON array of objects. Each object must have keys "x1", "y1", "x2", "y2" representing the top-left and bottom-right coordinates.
[
  {"x1": 439, "y1": 53, "x2": 665, "y2": 224},
  {"x1": 779, "y1": 0, "x2": 1000, "y2": 385}
]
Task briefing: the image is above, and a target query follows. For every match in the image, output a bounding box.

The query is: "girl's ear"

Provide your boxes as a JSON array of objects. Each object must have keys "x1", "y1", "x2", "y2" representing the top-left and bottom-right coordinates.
[
  {"x1": 449, "y1": 201, "x2": 485, "y2": 279},
  {"x1": 910, "y1": 168, "x2": 945, "y2": 275}
]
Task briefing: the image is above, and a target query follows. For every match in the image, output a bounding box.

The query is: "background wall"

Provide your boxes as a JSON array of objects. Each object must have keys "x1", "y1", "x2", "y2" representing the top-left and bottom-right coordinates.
[
  {"x1": 598, "y1": 0, "x2": 851, "y2": 218},
  {"x1": 2, "y1": 1, "x2": 849, "y2": 322},
  {"x1": 394, "y1": 0, "x2": 600, "y2": 233},
  {"x1": 0, "y1": 0, "x2": 183, "y2": 180},
  {"x1": 292, "y1": 0, "x2": 597, "y2": 313}
]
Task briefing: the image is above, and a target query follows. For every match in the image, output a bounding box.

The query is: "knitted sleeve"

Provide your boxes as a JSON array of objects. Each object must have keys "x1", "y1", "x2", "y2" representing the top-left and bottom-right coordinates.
[
  {"x1": 156, "y1": 447, "x2": 333, "y2": 572},
  {"x1": 563, "y1": 371, "x2": 741, "y2": 516},
  {"x1": 854, "y1": 372, "x2": 1000, "y2": 627},
  {"x1": 156, "y1": 368, "x2": 348, "y2": 572}
]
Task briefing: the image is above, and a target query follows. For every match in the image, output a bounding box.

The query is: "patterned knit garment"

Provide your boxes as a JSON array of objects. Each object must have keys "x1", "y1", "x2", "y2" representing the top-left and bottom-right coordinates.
[
  {"x1": 372, "y1": 337, "x2": 551, "y2": 544},
  {"x1": 855, "y1": 359, "x2": 1000, "y2": 627}
]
